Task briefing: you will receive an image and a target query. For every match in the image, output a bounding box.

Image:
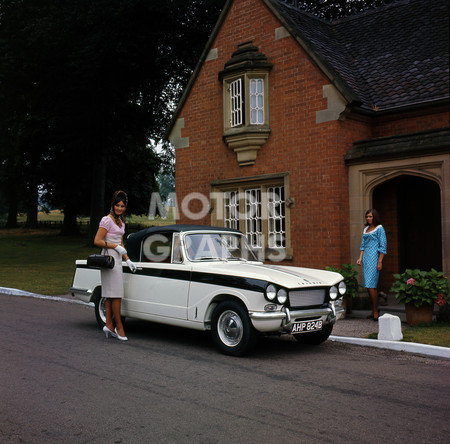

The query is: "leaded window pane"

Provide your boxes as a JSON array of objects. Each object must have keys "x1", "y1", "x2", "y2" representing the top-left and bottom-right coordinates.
[
  {"x1": 249, "y1": 79, "x2": 264, "y2": 125},
  {"x1": 268, "y1": 186, "x2": 285, "y2": 248},
  {"x1": 221, "y1": 185, "x2": 285, "y2": 252},
  {"x1": 230, "y1": 79, "x2": 243, "y2": 127},
  {"x1": 224, "y1": 191, "x2": 239, "y2": 230},
  {"x1": 245, "y1": 189, "x2": 262, "y2": 248}
]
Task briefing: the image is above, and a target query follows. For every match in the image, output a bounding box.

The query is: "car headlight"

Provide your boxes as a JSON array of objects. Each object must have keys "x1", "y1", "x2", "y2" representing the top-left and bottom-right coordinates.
[
  {"x1": 277, "y1": 288, "x2": 288, "y2": 305},
  {"x1": 338, "y1": 281, "x2": 346, "y2": 295},
  {"x1": 329, "y1": 285, "x2": 338, "y2": 300},
  {"x1": 265, "y1": 284, "x2": 288, "y2": 305},
  {"x1": 266, "y1": 284, "x2": 277, "y2": 301}
]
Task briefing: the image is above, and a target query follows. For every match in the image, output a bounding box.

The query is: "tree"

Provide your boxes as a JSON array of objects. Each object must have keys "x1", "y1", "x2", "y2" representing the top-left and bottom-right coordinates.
[{"x1": 0, "y1": 0, "x2": 226, "y2": 235}]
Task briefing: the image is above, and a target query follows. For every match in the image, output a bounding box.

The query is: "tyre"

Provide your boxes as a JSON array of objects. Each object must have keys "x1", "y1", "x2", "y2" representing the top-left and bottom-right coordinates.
[
  {"x1": 211, "y1": 300, "x2": 257, "y2": 356},
  {"x1": 293, "y1": 323, "x2": 333, "y2": 345},
  {"x1": 94, "y1": 294, "x2": 107, "y2": 328}
]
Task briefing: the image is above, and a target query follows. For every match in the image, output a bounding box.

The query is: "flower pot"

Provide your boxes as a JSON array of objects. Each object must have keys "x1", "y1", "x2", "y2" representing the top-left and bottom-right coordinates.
[{"x1": 404, "y1": 302, "x2": 433, "y2": 326}]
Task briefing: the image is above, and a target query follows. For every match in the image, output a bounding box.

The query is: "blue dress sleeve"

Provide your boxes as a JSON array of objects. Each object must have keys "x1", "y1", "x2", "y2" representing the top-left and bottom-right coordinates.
[
  {"x1": 360, "y1": 235, "x2": 365, "y2": 251},
  {"x1": 377, "y1": 226, "x2": 387, "y2": 255}
]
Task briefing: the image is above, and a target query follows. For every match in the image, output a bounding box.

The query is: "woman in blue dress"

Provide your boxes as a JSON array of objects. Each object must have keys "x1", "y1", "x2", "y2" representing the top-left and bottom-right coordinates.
[{"x1": 357, "y1": 209, "x2": 387, "y2": 321}]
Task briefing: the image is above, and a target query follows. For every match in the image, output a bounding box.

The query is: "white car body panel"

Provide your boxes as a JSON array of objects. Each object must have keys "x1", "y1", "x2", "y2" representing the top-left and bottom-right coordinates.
[{"x1": 122, "y1": 263, "x2": 190, "y2": 320}]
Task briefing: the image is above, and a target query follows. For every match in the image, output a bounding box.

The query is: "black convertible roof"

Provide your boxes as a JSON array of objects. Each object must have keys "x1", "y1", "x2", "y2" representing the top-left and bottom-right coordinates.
[{"x1": 126, "y1": 224, "x2": 241, "y2": 261}]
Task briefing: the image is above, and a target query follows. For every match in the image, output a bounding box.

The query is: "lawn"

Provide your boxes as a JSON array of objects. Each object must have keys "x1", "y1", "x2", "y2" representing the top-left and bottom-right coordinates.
[
  {"x1": 367, "y1": 323, "x2": 450, "y2": 348},
  {"x1": 0, "y1": 230, "x2": 96, "y2": 295},
  {"x1": 0, "y1": 211, "x2": 174, "y2": 295},
  {"x1": 400, "y1": 323, "x2": 450, "y2": 348}
]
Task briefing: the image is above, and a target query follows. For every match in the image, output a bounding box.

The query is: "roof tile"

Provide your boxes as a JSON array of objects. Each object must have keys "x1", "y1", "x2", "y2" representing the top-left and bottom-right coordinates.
[{"x1": 271, "y1": 0, "x2": 449, "y2": 111}]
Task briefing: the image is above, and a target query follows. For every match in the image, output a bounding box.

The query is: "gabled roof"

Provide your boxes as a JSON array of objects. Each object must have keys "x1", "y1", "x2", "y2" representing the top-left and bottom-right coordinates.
[
  {"x1": 166, "y1": 0, "x2": 449, "y2": 137},
  {"x1": 269, "y1": 0, "x2": 449, "y2": 112}
]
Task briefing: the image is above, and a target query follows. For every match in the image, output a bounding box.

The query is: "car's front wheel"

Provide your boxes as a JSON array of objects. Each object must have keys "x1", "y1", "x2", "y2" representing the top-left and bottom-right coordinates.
[
  {"x1": 293, "y1": 323, "x2": 333, "y2": 345},
  {"x1": 211, "y1": 300, "x2": 257, "y2": 356}
]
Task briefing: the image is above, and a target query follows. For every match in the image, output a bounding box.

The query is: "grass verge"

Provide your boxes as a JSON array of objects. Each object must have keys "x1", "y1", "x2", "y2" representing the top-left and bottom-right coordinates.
[
  {"x1": 400, "y1": 323, "x2": 450, "y2": 348},
  {"x1": 0, "y1": 212, "x2": 175, "y2": 295},
  {"x1": 0, "y1": 230, "x2": 95, "y2": 295},
  {"x1": 367, "y1": 323, "x2": 450, "y2": 348}
]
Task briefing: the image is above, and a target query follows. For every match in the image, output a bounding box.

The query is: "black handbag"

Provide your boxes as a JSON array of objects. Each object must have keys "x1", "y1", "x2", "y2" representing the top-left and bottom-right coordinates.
[{"x1": 87, "y1": 241, "x2": 115, "y2": 269}]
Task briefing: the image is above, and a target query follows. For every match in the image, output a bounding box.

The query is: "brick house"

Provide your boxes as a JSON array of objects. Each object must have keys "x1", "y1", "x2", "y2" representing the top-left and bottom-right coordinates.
[{"x1": 166, "y1": 0, "x2": 450, "y2": 291}]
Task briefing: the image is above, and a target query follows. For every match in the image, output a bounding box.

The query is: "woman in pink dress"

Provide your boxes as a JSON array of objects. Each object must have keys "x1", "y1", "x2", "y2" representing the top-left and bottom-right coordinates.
[{"x1": 94, "y1": 190, "x2": 136, "y2": 340}]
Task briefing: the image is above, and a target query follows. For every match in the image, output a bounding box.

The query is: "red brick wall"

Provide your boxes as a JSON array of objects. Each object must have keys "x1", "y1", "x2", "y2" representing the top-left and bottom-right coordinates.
[
  {"x1": 175, "y1": 0, "x2": 353, "y2": 269},
  {"x1": 174, "y1": 0, "x2": 448, "y2": 270},
  {"x1": 372, "y1": 110, "x2": 449, "y2": 138}
]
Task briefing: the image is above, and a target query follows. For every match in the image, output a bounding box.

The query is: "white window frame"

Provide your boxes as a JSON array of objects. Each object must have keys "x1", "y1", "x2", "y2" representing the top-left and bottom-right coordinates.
[
  {"x1": 224, "y1": 190, "x2": 239, "y2": 230},
  {"x1": 245, "y1": 188, "x2": 262, "y2": 248},
  {"x1": 249, "y1": 78, "x2": 264, "y2": 125},
  {"x1": 212, "y1": 174, "x2": 292, "y2": 261},
  {"x1": 267, "y1": 186, "x2": 285, "y2": 248},
  {"x1": 223, "y1": 72, "x2": 269, "y2": 132},
  {"x1": 230, "y1": 78, "x2": 243, "y2": 127}
]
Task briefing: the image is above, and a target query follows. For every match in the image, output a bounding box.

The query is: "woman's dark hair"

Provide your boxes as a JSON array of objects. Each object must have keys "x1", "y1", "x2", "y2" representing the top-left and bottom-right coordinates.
[
  {"x1": 110, "y1": 190, "x2": 128, "y2": 223},
  {"x1": 365, "y1": 208, "x2": 381, "y2": 226}
]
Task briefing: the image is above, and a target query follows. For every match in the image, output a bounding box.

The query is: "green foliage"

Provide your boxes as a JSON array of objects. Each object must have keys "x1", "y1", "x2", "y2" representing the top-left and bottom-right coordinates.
[
  {"x1": 390, "y1": 269, "x2": 450, "y2": 308},
  {"x1": 0, "y1": 0, "x2": 226, "y2": 231},
  {"x1": 325, "y1": 263, "x2": 359, "y2": 298}
]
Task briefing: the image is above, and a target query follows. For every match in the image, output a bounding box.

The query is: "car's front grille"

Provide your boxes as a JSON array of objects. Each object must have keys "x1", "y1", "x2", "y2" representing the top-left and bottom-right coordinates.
[{"x1": 289, "y1": 288, "x2": 326, "y2": 308}]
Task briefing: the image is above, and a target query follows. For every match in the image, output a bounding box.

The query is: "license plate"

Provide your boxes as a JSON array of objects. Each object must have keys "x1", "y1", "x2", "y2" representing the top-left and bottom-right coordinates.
[{"x1": 291, "y1": 320, "x2": 323, "y2": 334}]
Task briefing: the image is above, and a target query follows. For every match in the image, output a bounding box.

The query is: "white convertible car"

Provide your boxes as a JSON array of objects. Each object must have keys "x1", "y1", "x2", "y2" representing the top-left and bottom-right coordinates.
[{"x1": 71, "y1": 225, "x2": 346, "y2": 356}]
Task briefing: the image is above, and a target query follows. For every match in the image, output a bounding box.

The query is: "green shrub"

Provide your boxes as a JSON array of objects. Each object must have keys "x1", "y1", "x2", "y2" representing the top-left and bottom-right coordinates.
[
  {"x1": 390, "y1": 268, "x2": 450, "y2": 308},
  {"x1": 325, "y1": 263, "x2": 359, "y2": 298}
]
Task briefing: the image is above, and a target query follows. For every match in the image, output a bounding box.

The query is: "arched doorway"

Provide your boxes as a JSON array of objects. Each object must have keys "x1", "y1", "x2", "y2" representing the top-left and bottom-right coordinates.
[{"x1": 373, "y1": 175, "x2": 442, "y2": 286}]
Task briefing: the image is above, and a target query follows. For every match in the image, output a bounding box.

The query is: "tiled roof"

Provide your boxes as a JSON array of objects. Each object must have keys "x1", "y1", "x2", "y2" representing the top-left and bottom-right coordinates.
[{"x1": 269, "y1": 0, "x2": 449, "y2": 111}]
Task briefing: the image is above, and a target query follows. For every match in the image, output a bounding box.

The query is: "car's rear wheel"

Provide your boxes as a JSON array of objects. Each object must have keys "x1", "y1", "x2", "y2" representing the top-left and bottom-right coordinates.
[
  {"x1": 94, "y1": 294, "x2": 107, "y2": 328},
  {"x1": 211, "y1": 300, "x2": 257, "y2": 356},
  {"x1": 293, "y1": 323, "x2": 333, "y2": 345},
  {"x1": 93, "y1": 293, "x2": 125, "y2": 328}
]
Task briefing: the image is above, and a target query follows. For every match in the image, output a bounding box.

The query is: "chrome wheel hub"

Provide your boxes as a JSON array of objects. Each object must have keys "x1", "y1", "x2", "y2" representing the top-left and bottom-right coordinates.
[{"x1": 217, "y1": 310, "x2": 243, "y2": 347}]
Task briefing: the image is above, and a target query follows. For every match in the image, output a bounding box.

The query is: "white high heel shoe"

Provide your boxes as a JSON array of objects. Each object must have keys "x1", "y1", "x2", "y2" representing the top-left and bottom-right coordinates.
[
  {"x1": 103, "y1": 326, "x2": 117, "y2": 338},
  {"x1": 115, "y1": 328, "x2": 128, "y2": 341}
]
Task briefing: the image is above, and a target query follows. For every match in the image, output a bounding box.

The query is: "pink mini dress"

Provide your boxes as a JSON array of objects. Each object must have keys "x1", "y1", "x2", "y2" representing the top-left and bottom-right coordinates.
[{"x1": 99, "y1": 215, "x2": 125, "y2": 299}]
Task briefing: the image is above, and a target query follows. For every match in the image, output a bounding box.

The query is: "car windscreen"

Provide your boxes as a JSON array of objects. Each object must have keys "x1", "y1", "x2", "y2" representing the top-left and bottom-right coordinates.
[{"x1": 185, "y1": 233, "x2": 258, "y2": 261}]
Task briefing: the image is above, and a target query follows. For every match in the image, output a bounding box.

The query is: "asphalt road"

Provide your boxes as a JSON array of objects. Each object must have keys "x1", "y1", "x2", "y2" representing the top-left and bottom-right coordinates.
[{"x1": 1, "y1": 294, "x2": 449, "y2": 443}]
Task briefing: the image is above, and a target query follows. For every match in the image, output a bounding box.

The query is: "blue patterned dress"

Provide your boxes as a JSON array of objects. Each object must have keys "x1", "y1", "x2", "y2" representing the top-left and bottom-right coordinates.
[{"x1": 360, "y1": 225, "x2": 387, "y2": 288}]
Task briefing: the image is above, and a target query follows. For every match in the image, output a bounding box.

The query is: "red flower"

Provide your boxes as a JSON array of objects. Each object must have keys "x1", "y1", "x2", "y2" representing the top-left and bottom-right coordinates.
[{"x1": 435, "y1": 293, "x2": 447, "y2": 307}]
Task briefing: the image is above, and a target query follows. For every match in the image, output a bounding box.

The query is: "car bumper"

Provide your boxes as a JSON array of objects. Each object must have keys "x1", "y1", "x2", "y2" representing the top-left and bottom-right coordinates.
[
  {"x1": 70, "y1": 287, "x2": 93, "y2": 304},
  {"x1": 248, "y1": 301, "x2": 344, "y2": 333}
]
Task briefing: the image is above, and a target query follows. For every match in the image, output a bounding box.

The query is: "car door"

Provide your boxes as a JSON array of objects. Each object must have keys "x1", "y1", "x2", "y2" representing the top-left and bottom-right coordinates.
[{"x1": 122, "y1": 232, "x2": 191, "y2": 320}]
